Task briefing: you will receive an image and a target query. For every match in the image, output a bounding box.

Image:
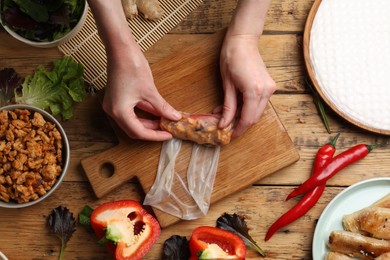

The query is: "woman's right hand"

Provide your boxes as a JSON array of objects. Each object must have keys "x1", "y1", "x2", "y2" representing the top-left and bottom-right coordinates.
[
  {"x1": 102, "y1": 48, "x2": 181, "y2": 141},
  {"x1": 89, "y1": 0, "x2": 181, "y2": 141}
]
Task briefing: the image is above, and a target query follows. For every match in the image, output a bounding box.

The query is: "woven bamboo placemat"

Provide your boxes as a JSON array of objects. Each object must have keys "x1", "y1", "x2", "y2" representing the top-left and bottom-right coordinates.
[{"x1": 59, "y1": 0, "x2": 203, "y2": 90}]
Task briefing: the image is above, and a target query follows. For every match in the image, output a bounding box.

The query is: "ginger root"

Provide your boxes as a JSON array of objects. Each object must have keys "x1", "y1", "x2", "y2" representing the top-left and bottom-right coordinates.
[
  {"x1": 122, "y1": 0, "x2": 164, "y2": 21},
  {"x1": 121, "y1": 0, "x2": 138, "y2": 19}
]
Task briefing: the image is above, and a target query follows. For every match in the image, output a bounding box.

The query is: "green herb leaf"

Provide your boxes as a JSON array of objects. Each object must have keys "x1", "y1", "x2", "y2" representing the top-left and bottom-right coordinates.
[
  {"x1": 15, "y1": 56, "x2": 86, "y2": 120},
  {"x1": 216, "y1": 213, "x2": 265, "y2": 257},
  {"x1": 11, "y1": 0, "x2": 49, "y2": 23},
  {"x1": 47, "y1": 206, "x2": 76, "y2": 260},
  {"x1": 78, "y1": 205, "x2": 94, "y2": 228},
  {"x1": 306, "y1": 79, "x2": 331, "y2": 134}
]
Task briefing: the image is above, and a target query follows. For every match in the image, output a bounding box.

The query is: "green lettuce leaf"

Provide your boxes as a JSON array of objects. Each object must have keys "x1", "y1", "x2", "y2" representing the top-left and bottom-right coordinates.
[{"x1": 15, "y1": 56, "x2": 85, "y2": 120}]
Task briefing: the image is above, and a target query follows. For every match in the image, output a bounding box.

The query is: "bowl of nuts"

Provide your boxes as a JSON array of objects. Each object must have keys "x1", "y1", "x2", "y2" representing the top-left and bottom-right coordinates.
[{"x1": 0, "y1": 104, "x2": 70, "y2": 208}]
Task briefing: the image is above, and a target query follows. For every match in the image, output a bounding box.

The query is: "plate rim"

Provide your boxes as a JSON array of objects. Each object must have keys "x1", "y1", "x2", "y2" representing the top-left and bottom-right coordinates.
[
  {"x1": 312, "y1": 177, "x2": 390, "y2": 259},
  {"x1": 303, "y1": 0, "x2": 390, "y2": 135}
]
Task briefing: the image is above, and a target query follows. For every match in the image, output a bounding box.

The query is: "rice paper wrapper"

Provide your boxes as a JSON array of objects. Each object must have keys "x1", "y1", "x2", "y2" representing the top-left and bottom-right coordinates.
[{"x1": 144, "y1": 138, "x2": 220, "y2": 220}]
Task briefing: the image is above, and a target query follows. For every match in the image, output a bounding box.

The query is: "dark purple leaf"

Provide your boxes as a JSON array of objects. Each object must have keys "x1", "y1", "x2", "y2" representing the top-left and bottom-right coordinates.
[
  {"x1": 3, "y1": 6, "x2": 38, "y2": 30},
  {"x1": 0, "y1": 68, "x2": 22, "y2": 106},
  {"x1": 163, "y1": 235, "x2": 190, "y2": 260}
]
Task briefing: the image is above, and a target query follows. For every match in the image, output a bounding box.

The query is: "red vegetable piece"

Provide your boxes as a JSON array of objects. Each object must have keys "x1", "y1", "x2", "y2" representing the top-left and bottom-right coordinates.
[
  {"x1": 265, "y1": 134, "x2": 340, "y2": 241},
  {"x1": 90, "y1": 200, "x2": 161, "y2": 260},
  {"x1": 189, "y1": 226, "x2": 246, "y2": 259},
  {"x1": 286, "y1": 144, "x2": 375, "y2": 200}
]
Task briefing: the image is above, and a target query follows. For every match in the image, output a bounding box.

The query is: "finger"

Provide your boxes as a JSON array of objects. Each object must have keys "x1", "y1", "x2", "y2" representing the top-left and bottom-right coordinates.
[
  {"x1": 212, "y1": 105, "x2": 223, "y2": 115},
  {"x1": 233, "y1": 94, "x2": 270, "y2": 138},
  {"x1": 142, "y1": 93, "x2": 181, "y2": 121},
  {"x1": 117, "y1": 111, "x2": 172, "y2": 141},
  {"x1": 138, "y1": 118, "x2": 161, "y2": 130},
  {"x1": 219, "y1": 81, "x2": 237, "y2": 128},
  {"x1": 232, "y1": 92, "x2": 260, "y2": 138}
]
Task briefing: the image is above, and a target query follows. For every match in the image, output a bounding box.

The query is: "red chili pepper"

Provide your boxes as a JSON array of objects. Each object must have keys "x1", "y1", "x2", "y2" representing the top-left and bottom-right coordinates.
[
  {"x1": 286, "y1": 143, "x2": 375, "y2": 201},
  {"x1": 90, "y1": 200, "x2": 161, "y2": 260},
  {"x1": 264, "y1": 134, "x2": 339, "y2": 241},
  {"x1": 189, "y1": 226, "x2": 246, "y2": 260}
]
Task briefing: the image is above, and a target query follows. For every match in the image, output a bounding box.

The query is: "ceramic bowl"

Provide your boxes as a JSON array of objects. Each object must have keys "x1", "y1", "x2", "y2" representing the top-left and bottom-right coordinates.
[
  {"x1": 0, "y1": 251, "x2": 8, "y2": 260},
  {"x1": 0, "y1": 1, "x2": 88, "y2": 48},
  {"x1": 0, "y1": 104, "x2": 70, "y2": 208}
]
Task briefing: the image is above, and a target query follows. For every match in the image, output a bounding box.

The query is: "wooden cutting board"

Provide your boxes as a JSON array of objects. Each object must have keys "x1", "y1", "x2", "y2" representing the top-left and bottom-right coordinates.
[{"x1": 80, "y1": 30, "x2": 300, "y2": 227}]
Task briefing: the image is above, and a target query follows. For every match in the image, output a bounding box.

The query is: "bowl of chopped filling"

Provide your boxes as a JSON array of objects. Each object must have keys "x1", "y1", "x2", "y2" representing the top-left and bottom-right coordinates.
[
  {"x1": 0, "y1": 0, "x2": 88, "y2": 48},
  {"x1": 0, "y1": 104, "x2": 70, "y2": 208}
]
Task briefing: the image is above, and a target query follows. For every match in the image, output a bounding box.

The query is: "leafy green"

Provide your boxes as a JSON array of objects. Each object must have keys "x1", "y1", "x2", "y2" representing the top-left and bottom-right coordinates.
[
  {"x1": 162, "y1": 235, "x2": 190, "y2": 260},
  {"x1": 306, "y1": 79, "x2": 331, "y2": 134},
  {"x1": 47, "y1": 206, "x2": 77, "y2": 260},
  {"x1": 78, "y1": 205, "x2": 93, "y2": 228},
  {"x1": 0, "y1": 68, "x2": 22, "y2": 106},
  {"x1": 15, "y1": 56, "x2": 85, "y2": 120},
  {"x1": 11, "y1": 0, "x2": 49, "y2": 23},
  {"x1": 1, "y1": 0, "x2": 85, "y2": 42},
  {"x1": 216, "y1": 213, "x2": 266, "y2": 257}
]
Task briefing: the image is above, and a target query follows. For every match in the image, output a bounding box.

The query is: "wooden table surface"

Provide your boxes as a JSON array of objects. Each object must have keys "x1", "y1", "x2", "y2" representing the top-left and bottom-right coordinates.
[{"x1": 1, "y1": 1, "x2": 389, "y2": 259}]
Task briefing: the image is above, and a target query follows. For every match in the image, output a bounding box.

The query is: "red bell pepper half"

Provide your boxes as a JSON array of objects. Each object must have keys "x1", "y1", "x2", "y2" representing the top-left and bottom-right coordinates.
[
  {"x1": 189, "y1": 226, "x2": 246, "y2": 259},
  {"x1": 90, "y1": 200, "x2": 161, "y2": 260}
]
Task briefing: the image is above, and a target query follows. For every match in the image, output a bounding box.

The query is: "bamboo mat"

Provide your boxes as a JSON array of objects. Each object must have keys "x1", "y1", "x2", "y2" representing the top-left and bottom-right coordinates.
[{"x1": 59, "y1": 0, "x2": 203, "y2": 90}]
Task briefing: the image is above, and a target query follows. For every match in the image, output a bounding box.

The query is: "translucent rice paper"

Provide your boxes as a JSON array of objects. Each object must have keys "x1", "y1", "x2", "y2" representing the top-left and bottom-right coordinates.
[{"x1": 143, "y1": 138, "x2": 220, "y2": 220}]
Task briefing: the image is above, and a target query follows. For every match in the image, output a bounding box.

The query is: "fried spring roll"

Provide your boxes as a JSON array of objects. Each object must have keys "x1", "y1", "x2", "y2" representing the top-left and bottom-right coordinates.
[
  {"x1": 160, "y1": 112, "x2": 234, "y2": 146},
  {"x1": 359, "y1": 207, "x2": 390, "y2": 240},
  {"x1": 326, "y1": 252, "x2": 354, "y2": 260},
  {"x1": 328, "y1": 230, "x2": 390, "y2": 259},
  {"x1": 343, "y1": 193, "x2": 390, "y2": 234},
  {"x1": 375, "y1": 252, "x2": 390, "y2": 260}
]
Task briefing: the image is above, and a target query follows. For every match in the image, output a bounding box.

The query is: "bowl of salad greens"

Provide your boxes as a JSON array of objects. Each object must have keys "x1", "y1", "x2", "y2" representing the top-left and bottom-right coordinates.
[{"x1": 0, "y1": 0, "x2": 87, "y2": 48}]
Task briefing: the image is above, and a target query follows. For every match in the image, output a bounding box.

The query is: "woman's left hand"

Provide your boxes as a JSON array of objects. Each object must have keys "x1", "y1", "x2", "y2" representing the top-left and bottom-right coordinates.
[{"x1": 218, "y1": 34, "x2": 276, "y2": 138}]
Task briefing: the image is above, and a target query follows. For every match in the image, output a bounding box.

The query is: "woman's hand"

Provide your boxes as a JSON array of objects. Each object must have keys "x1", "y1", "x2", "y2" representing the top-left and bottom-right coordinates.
[
  {"x1": 89, "y1": 0, "x2": 181, "y2": 141},
  {"x1": 219, "y1": 34, "x2": 276, "y2": 138},
  {"x1": 102, "y1": 50, "x2": 181, "y2": 141}
]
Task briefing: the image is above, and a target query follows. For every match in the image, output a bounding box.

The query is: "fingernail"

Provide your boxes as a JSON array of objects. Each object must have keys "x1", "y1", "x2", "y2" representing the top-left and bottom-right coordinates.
[
  {"x1": 173, "y1": 111, "x2": 182, "y2": 120},
  {"x1": 219, "y1": 117, "x2": 225, "y2": 128}
]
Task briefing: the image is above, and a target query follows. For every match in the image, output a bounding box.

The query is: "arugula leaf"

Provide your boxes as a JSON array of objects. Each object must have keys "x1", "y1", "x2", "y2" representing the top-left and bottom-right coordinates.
[
  {"x1": 216, "y1": 213, "x2": 266, "y2": 257},
  {"x1": 0, "y1": 68, "x2": 22, "y2": 106},
  {"x1": 47, "y1": 206, "x2": 77, "y2": 260},
  {"x1": 15, "y1": 56, "x2": 85, "y2": 120}
]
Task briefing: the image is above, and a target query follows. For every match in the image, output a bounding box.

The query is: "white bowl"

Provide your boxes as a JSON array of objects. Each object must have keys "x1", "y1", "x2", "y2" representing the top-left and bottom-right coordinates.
[
  {"x1": 0, "y1": 104, "x2": 70, "y2": 208},
  {"x1": 0, "y1": 1, "x2": 88, "y2": 48}
]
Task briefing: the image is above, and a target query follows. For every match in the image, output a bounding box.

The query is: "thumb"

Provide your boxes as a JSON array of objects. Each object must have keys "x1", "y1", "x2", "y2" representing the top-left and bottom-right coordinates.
[{"x1": 141, "y1": 94, "x2": 182, "y2": 121}]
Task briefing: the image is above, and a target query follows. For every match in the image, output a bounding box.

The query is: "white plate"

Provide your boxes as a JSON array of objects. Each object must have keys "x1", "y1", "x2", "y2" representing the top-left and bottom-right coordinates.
[
  {"x1": 312, "y1": 177, "x2": 390, "y2": 260},
  {"x1": 307, "y1": 0, "x2": 390, "y2": 135},
  {"x1": 0, "y1": 251, "x2": 8, "y2": 260}
]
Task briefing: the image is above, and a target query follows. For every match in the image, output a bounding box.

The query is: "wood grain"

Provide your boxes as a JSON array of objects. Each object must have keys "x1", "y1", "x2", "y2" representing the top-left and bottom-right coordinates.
[
  {"x1": 80, "y1": 31, "x2": 300, "y2": 227},
  {"x1": 0, "y1": 182, "x2": 344, "y2": 260},
  {"x1": 1, "y1": 0, "x2": 390, "y2": 259}
]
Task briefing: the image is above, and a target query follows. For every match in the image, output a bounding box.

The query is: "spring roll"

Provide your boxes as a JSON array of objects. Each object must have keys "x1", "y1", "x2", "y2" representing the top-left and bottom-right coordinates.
[
  {"x1": 160, "y1": 112, "x2": 234, "y2": 146},
  {"x1": 343, "y1": 193, "x2": 390, "y2": 234},
  {"x1": 326, "y1": 252, "x2": 354, "y2": 260},
  {"x1": 328, "y1": 230, "x2": 390, "y2": 259},
  {"x1": 359, "y1": 207, "x2": 390, "y2": 240},
  {"x1": 375, "y1": 252, "x2": 390, "y2": 260}
]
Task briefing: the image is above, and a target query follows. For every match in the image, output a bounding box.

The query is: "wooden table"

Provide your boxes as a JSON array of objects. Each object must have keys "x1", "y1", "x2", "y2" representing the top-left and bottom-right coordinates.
[{"x1": 1, "y1": 1, "x2": 389, "y2": 259}]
